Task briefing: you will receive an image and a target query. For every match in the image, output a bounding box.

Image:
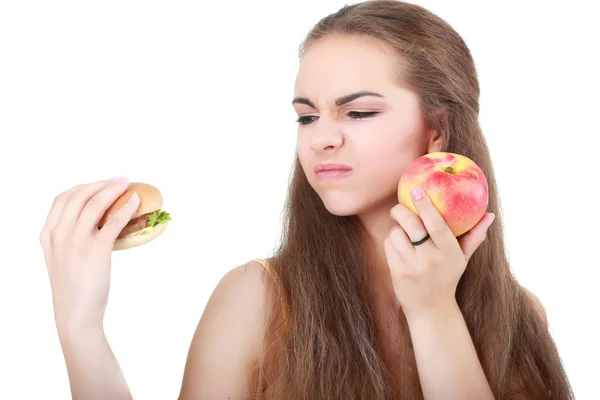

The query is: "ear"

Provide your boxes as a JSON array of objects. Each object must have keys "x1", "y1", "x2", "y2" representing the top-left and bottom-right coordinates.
[
  {"x1": 426, "y1": 104, "x2": 450, "y2": 153},
  {"x1": 427, "y1": 130, "x2": 444, "y2": 153}
]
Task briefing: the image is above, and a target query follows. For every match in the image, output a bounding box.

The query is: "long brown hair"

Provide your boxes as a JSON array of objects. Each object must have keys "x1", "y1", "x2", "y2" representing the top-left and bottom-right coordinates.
[{"x1": 253, "y1": 1, "x2": 573, "y2": 398}]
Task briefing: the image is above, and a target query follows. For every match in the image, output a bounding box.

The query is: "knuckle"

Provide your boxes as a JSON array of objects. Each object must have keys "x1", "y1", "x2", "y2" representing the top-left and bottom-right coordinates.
[
  {"x1": 50, "y1": 226, "x2": 69, "y2": 243},
  {"x1": 390, "y1": 226, "x2": 403, "y2": 240},
  {"x1": 53, "y1": 185, "x2": 80, "y2": 205},
  {"x1": 391, "y1": 205, "x2": 407, "y2": 219},
  {"x1": 398, "y1": 269, "x2": 413, "y2": 279},
  {"x1": 405, "y1": 268, "x2": 422, "y2": 279},
  {"x1": 39, "y1": 227, "x2": 46, "y2": 239},
  {"x1": 52, "y1": 193, "x2": 65, "y2": 207},
  {"x1": 68, "y1": 183, "x2": 85, "y2": 194},
  {"x1": 39, "y1": 230, "x2": 50, "y2": 246},
  {"x1": 431, "y1": 253, "x2": 445, "y2": 267},
  {"x1": 423, "y1": 251, "x2": 440, "y2": 269}
]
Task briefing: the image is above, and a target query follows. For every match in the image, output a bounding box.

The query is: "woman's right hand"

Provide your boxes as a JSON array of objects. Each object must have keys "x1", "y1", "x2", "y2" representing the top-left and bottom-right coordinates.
[
  {"x1": 40, "y1": 177, "x2": 140, "y2": 332},
  {"x1": 38, "y1": 177, "x2": 273, "y2": 399}
]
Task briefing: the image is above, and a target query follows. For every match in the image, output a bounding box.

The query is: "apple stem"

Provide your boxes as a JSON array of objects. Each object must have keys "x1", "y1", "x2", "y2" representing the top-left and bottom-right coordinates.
[{"x1": 445, "y1": 166, "x2": 453, "y2": 174}]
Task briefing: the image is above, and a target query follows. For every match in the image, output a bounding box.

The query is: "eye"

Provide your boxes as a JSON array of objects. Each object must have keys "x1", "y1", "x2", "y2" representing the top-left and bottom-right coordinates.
[
  {"x1": 295, "y1": 111, "x2": 378, "y2": 126},
  {"x1": 347, "y1": 111, "x2": 378, "y2": 119},
  {"x1": 296, "y1": 115, "x2": 318, "y2": 125}
]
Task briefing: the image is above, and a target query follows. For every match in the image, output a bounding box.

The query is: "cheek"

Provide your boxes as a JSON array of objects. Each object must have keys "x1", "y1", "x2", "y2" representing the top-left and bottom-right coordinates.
[
  {"x1": 357, "y1": 124, "x2": 425, "y2": 188},
  {"x1": 297, "y1": 136, "x2": 310, "y2": 167},
  {"x1": 296, "y1": 133, "x2": 316, "y2": 183}
]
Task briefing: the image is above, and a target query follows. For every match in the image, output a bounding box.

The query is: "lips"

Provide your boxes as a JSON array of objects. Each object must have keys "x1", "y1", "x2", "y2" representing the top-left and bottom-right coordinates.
[
  {"x1": 314, "y1": 163, "x2": 351, "y2": 172},
  {"x1": 314, "y1": 163, "x2": 352, "y2": 181}
]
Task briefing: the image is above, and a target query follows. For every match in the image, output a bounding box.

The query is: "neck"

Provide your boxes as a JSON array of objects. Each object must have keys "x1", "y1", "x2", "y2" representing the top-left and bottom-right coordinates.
[
  {"x1": 357, "y1": 195, "x2": 404, "y2": 318},
  {"x1": 358, "y1": 195, "x2": 399, "y2": 278}
]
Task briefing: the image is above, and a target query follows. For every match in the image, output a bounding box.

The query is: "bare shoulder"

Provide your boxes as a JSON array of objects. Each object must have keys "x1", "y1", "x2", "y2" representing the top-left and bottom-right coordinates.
[
  {"x1": 178, "y1": 260, "x2": 273, "y2": 399},
  {"x1": 215, "y1": 259, "x2": 274, "y2": 294},
  {"x1": 520, "y1": 285, "x2": 548, "y2": 326}
]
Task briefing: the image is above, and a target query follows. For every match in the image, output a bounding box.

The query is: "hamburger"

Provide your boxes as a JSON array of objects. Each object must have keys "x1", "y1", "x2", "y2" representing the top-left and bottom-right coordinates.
[{"x1": 98, "y1": 182, "x2": 171, "y2": 251}]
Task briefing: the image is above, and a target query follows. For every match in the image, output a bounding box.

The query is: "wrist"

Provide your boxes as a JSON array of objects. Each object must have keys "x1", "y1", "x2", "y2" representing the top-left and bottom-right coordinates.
[
  {"x1": 404, "y1": 299, "x2": 462, "y2": 328},
  {"x1": 56, "y1": 319, "x2": 106, "y2": 346},
  {"x1": 55, "y1": 306, "x2": 104, "y2": 334}
]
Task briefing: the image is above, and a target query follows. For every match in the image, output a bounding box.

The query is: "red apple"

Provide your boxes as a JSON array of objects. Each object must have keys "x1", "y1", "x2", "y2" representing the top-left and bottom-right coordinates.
[{"x1": 397, "y1": 152, "x2": 489, "y2": 237}]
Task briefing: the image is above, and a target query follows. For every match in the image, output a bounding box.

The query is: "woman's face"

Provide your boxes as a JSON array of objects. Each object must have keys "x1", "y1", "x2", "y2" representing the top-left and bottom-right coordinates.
[{"x1": 294, "y1": 34, "x2": 441, "y2": 217}]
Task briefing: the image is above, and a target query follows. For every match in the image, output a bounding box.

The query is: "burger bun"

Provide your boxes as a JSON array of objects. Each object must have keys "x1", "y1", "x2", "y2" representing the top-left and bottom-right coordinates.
[
  {"x1": 113, "y1": 221, "x2": 168, "y2": 251},
  {"x1": 98, "y1": 182, "x2": 169, "y2": 251}
]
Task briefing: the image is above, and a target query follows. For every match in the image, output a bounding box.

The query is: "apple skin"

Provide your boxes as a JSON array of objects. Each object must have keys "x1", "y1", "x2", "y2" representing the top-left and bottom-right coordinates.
[{"x1": 397, "y1": 152, "x2": 489, "y2": 238}]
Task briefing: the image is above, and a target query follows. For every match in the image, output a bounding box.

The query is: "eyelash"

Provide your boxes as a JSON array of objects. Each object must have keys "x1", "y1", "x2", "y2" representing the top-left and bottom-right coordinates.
[{"x1": 295, "y1": 111, "x2": 378, "y2": 126}]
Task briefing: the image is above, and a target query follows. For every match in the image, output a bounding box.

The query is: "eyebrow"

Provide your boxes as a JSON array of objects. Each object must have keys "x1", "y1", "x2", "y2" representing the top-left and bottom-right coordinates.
[{"x1": 291, "y1": 90, "x2": 384, "y2": 108}]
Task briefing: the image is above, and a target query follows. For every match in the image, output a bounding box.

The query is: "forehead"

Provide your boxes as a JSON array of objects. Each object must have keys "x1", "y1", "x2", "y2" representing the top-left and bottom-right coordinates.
[{"x1": 294, "y1": 35, "x2": 399, "y2": 98}]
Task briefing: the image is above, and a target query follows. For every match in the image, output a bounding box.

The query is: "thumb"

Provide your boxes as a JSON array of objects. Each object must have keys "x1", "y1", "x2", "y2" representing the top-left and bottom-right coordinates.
[
  {"x1": 459, "y1": 213, "x2": 495, "y2": 260},
  {"x1": 99, "y1": 192, "x2": 141, "y2": 242}
]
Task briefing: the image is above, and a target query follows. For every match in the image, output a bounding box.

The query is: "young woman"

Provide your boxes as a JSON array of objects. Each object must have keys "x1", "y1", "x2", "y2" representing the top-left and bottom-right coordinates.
[{"x1": 40, "y1": 1, "x2": 573, "y2": 399}]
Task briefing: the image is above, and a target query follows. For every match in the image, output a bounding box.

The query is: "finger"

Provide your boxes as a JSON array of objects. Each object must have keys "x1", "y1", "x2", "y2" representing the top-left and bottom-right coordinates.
[
  {"x1": 384, "y1": 235, "x2": 407, "y2": 273},
  {"x1": 390, "y1": 204, "x2": 436, "y2": 251},
  {"x1": 41, "y1": 185, "x2": 82, "y2": 237},
  {"x1": 78, "y1": 179, "x2": 134, "y2": 231},
  {"x1": 96, "y1": 191, "x2": 141, "y2": 244},
  {"x1": 54, "y1": 180, "x2": 117, "y2": 235},
  {"x1": 40, "y1": 183, "x2": 89, "y2": 248},
  {"x1": 388, "y1": 226, "x2": 416, "y2": 267},
  {"x1": 459, "y1": 213, "x2": 495, "y2": 260},
  {"x1": 409, "y1": 187, "x2": 460, "y2": 255}
]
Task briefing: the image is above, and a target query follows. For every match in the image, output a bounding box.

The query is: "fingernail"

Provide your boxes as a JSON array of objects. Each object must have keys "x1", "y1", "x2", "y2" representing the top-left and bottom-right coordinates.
[
  {"x1": 112, "y1": 176, "x2": 129, "y2": 183},
  {"x1": 410, "y1": 187, "x2": 423, "y2": 200},
  {"x1": 127, "y1": 192, "x2": 139, "y2": 203}
]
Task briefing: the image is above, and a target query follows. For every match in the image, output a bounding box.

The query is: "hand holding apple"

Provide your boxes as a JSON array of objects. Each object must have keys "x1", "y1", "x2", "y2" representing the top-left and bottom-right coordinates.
[
  {"x1": 385, "y1": 151, "x2": 494, "y2": 317},
  {"x1": 397, "y1": 152, "x2": 489, "y2": 238}
]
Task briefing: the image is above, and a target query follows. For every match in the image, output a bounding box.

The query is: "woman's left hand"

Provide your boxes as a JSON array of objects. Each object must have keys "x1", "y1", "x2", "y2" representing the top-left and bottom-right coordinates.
[{"x1": 384, "y1": 186, "x2": 495, "y2": 319}]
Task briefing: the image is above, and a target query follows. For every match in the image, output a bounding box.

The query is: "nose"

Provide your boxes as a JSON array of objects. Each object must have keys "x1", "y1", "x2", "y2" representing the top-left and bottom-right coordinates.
[{"x1": 309, "y1": 118, "x2": 344, "y2": 153}]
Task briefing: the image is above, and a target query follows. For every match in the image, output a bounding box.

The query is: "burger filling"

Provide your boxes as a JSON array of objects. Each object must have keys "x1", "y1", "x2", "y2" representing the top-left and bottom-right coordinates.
[{"x1": 117, "y1": 209, "x2": 172, "y2": 239}]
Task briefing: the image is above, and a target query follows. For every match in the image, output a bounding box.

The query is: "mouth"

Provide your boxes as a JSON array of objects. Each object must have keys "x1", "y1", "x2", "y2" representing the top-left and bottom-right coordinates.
[{"x1": 314, "y1": 163, "x2": 353, "y2": 181}]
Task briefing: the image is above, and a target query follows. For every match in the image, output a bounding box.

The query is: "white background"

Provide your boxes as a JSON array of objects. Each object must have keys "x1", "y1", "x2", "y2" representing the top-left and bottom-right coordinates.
[{"x1": 1, "y1": 0, "x2": 599, "y2": 398}]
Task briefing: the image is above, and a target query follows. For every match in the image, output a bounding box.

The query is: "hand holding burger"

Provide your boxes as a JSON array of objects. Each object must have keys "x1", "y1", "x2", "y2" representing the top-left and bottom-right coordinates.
[{"x1": 39, "y1": 177, "x2": 170, "y2": 331}]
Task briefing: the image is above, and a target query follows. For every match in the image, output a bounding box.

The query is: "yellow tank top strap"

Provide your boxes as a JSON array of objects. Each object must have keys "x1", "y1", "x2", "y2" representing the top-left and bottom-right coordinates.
[
  {"x1": 251, "y1": 258, "x2": 289, "y2": 322},
  {"x1": 252, "y1": 258, "x2": 274, "y2": 276}
]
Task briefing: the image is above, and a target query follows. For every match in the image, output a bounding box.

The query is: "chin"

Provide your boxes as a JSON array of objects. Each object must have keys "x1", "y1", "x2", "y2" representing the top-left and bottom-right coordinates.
[
  {"x1": 317, "y1": 188, "x2": 398, "y2": 218},
  {"x1": 317, "y1": 191, "x2": 368, "y2": 217},
  {"x1": 322, "y1": 202, "x2": 360, "y2": 217}
]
